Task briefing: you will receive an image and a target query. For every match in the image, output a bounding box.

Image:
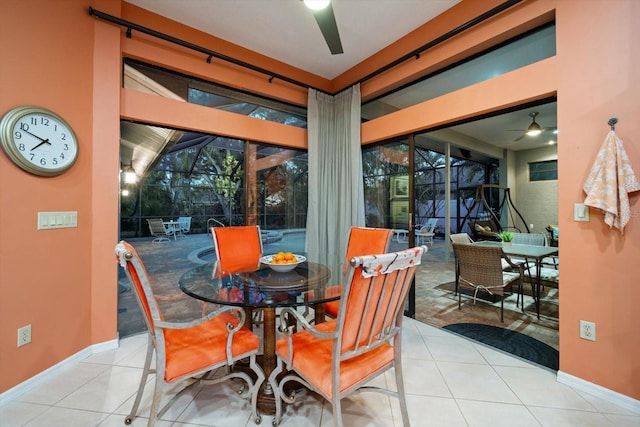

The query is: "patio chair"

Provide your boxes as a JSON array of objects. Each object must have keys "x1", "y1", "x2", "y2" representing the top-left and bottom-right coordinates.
[
  {"x1": 451, "y1": 243, "x2": 523, "y2": 322},
  {"x1": 147, "y1": 218, "x2": 174, "y2": 242},
  {"x1": 268, "y1": 246, "x2": 427, "y2": 427},
  {"x1": 320, "y1": 227, "x2": 393, "y2": 319},
  {"x1": 177, "y1": 216, "x2": 192, "y2": 234},
  {"x1": 415, "y1": 218, "x2": 438, "y2": 246},
  {"x1": 114, "y1": 241, "x2": 264, "y2": 427}
]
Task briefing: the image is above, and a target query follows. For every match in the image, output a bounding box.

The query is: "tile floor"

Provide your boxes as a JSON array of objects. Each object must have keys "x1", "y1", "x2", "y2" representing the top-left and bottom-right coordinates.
[{"x1": 2, "y1": 317, "x2": 639, "y2": 427}]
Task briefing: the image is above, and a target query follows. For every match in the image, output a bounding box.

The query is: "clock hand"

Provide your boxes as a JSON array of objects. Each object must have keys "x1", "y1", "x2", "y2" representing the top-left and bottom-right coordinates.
[
  {"x1": 21, "y1": 129, "x2": 52, "y2": 151},
  {"x1": 31, "y1": 140, "x2": 52, "y2": 151}
]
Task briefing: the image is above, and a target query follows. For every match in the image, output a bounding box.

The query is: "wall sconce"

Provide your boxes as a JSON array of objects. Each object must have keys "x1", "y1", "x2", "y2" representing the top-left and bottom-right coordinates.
[{"x1": 123, "y1": 164, "x2": 137, "y2": 184}]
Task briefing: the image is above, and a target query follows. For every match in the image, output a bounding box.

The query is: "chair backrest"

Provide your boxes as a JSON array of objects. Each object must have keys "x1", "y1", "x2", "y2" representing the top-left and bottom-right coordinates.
[
  {"x1": 450, "y1": 233, "x2": 474, "y2": 244},
  {"x1": 147, "y1": 218, "x2": 168, "y2": 236},
  {"x1": 511, "y1": 232, "x2": 547, "y2": 246},
  {"x1": 115, "y1": 241, "x2": 161, "y2": 334},
  {"x1": 343, "y1": 227, "x2": 392, "y2": 273},
  {"x1": 422, "y1": 218, "x2": 438, "y2": 233},
  {"x1": 177, "y1": 216, "x2": 191, "y2": 232},
  {"x1": 212, "y1": 225, "x2": 263, "y2": 273},
  {"x1": 451, "y1": 243, "x2": 506, "y2": 290},
  {"x1": 335, "y1": 246, "x2": 426, "y2": 358}
]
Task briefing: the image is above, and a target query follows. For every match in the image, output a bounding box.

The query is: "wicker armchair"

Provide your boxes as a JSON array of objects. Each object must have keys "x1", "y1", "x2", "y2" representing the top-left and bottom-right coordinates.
[{"x1": 451, "y1": 243, "x2": 523, "y2": 322}]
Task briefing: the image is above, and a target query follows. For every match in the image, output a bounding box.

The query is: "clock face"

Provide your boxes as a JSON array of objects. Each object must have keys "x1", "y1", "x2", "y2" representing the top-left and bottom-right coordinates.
[{"x1": 0, "y1": 106, "x2": 79, "y2": 176}]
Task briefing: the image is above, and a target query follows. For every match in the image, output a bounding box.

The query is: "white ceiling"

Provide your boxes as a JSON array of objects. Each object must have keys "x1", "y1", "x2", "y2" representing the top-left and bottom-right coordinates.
[
  {"x1": 126, "y1": 0, "x2": 461, "y2": 79},
  {"x1": 123, "y1": 0, "x2": 557, "y2": 157}
]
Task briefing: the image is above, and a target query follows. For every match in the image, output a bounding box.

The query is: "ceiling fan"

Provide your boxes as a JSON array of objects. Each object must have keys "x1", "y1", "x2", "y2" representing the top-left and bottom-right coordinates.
[
  {"x1": 303, "y1": 0, "x2": 344, "y2": 55},
  {"x1": 511, "y1": 112, "x2": 557, "y2": 142}
]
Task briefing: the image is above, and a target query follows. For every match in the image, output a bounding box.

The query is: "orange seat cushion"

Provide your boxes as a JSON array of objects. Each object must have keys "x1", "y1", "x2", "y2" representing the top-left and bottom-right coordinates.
[
  {"x1": 163, "y1": 311, "x2": 259, "y2": 382},
  {"x1": 275, "y1": 320, "x2": 394, "y2": 398}
]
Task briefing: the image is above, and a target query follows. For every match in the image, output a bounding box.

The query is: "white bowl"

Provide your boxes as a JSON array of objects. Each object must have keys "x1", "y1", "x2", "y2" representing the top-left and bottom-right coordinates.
[{"x1": 260, "y1": 254, "x2": 306, "y2": 272}]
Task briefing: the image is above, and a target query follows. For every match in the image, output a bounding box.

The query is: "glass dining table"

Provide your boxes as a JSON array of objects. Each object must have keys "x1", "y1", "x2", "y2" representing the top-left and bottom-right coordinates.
[
  {"x1": 179, "y1": 260, "x2": 341, "y2": 415},
  {"x1": 473, "y1": 241, "x2": 559, "y2": 319}
]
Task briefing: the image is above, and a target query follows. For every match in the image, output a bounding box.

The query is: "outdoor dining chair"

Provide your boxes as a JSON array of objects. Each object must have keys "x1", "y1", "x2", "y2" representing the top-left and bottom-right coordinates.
[
  {"x1": 115, "y1": 241, "x2": 264, "y2": 427},
  {"x1": 147, "y1": 218, "x2": 174, "y2": 242},
  {"x1": 451, "y1": 243, "x2": 523, "y2": 322},
  {"x1": 415, "y1": 218, "x2": 438, "y2": 246},
  {"x1": 268, "y1": 245, "x2": 427, "y2": 427},
  {"x1": 177, "y1": 216, "x2": 192, "y2": 234}
]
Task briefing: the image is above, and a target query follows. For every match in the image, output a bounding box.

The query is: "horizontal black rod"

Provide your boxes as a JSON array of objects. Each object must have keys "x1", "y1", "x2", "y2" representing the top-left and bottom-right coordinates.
[
  {"x1": 90, "y1": 2, "x2": 521, "y2": 96},
  {"x1": 88, "y1": 6, "x2": 314, "y2": 91},
  {"x1": 355, "y1": 0, "x2": 523, "y2": 87}
]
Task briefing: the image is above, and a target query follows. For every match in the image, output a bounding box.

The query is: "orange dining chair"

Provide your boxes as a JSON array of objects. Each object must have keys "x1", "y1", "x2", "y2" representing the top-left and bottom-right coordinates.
[
  {"x1": 115, "y1": 241, "x2": 264, "y2": 427},
  {"x1": 211, "y1": 225, "x2": 264, "y2": 323},
  {"x1": 269, "y1": 245, "x2": 427, "y2": 427},
  {"x1": 321, "y1": 227, "x2": 393, "y2": 319},
  {"x1": 211, "y1": 225, "x2": 263, "y2": 274}
]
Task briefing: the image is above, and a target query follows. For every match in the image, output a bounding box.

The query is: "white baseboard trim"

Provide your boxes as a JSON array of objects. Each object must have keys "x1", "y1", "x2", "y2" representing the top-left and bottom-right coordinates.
[
  {"x1": 557, "y1": 370, "x2": 640, "y2": 414},
  {"x1": 0, "y1": 337, "x2": 119, "y2": 406}
]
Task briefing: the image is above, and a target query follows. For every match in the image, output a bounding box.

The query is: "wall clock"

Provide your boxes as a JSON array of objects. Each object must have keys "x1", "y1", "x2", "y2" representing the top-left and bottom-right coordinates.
[{"x1": 0, "y1": 105, "x2": 79, "y2": 176}]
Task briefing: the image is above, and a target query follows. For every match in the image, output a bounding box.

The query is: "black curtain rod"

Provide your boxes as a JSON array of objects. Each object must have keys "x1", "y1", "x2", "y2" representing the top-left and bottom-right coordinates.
[
  {"x1": 88, "y1": 6, "x2": 314, "y2": 91},
  {"x1": 355, "y1": 0, "x2": 523, "y2": 87},
  {"x1": 89, "y1": 2, "x2": 521, "y2": 95}
]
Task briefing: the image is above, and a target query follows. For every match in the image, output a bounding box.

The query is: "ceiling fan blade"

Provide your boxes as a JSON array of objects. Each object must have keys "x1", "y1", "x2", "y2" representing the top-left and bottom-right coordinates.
[
  {"x1": 312, "y1": 3, "x2": 343, "y2": 55},
  {"x1": 513, "y1": 134, "x2": 525, "y2": 142}
]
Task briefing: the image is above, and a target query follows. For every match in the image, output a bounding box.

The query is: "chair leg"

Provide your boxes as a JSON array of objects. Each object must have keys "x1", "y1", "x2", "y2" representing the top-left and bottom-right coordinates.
[
  {"x1": 125, "y1": 335, "x2": 154, "y2": 425},
  {"x1": 500, "y1": 298, "x2": 504, "y2": 323},
  {"x1": 394, "y1": 347, "x2": 410, "y2": 427},
  {"x1": 331, "y1": 395, "x2": 344, "y2": 427}
]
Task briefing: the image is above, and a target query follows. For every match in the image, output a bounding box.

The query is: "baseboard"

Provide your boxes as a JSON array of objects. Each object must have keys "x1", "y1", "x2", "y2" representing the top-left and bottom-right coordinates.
[
  {"x1": 557, "y1": 370, "x2": 640, "y2": 414},
  {"x1": 0, "y1": 337, "x2": 119, "y2": 406}
]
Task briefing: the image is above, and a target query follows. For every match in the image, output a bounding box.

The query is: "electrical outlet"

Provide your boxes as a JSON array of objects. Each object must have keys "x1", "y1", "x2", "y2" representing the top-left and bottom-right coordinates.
[
  {"x1": 18, "y1": 325, "x2": 32, "y2": 347},
  {"x1": 579, "y1": 320, "x2": 596, "y2": 341}
]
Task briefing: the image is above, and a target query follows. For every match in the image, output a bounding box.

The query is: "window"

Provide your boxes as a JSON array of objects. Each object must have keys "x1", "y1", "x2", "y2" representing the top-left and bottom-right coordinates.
[{"x1": 529, "y1": 160, "x2": 557, "y2": 181}]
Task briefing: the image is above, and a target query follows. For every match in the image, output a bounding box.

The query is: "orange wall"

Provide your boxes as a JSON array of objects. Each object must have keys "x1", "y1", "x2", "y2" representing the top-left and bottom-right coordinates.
[
  {"x1": 1, "y1": 0, "x2": 638, "y2": 401},
  {"x1": 0, "y1": 0, "x2": 107, "y2": 391},
  {"x1": 555, "y1": 0, "x2": 640, "y2": 398}
]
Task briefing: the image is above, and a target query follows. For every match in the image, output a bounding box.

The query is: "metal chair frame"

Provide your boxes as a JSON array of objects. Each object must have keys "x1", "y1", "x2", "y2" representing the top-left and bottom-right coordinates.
[
  {"x1": 269, "y1": 246, "x2": 427, "y2": 427},
  {"x1": 115, "y1": 241, "x2": 264, "y2": 426}
]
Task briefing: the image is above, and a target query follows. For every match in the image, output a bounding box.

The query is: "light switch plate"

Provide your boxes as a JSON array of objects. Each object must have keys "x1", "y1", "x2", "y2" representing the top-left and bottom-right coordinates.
[
  {"x1": 574, "y1": 203, "x2": 589, "y2": 222},
  {"x1": 38, "y1": 211, "x2": 78, "y2": 230}
]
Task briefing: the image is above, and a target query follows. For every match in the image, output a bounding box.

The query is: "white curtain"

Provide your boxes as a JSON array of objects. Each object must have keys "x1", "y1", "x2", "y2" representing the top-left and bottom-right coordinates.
[{"x1": 306, "y1": 84, "x2": 365, "y2": 269}]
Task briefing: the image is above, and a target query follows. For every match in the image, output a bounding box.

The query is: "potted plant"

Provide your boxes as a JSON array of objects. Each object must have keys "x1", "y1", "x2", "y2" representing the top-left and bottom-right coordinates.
[{"x1": 499, "y1": 231, "x2": 514, "y2": 243}]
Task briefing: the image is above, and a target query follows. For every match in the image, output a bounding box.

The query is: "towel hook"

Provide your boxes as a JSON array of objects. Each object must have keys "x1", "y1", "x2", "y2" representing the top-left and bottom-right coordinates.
[{"x1": 608, "y1": 117, "x2": 618, "y2": 130}]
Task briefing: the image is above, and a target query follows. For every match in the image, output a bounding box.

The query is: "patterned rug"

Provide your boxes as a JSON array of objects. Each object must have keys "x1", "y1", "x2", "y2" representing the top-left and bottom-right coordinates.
[{"x1": 443, "y1": 323, "x2": 559, "y2": 370}]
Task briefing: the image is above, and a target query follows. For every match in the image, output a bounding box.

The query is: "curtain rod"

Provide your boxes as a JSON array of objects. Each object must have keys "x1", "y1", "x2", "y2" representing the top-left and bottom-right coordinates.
[
  {"x1": 354, "y1": 0, "x2": 523, "y2": 87},
  {"x1": 89, "y1": 2, "x2": 521, "y2": 95}
]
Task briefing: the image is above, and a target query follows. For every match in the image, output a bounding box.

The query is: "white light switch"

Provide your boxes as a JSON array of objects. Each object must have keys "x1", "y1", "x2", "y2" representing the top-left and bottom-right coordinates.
[
  {"x1": 38, "y1": 211, "x2": 78, "y2": 230},
  {"x1": 574, "y1": 203, "x2": 589, "y2": 222}
]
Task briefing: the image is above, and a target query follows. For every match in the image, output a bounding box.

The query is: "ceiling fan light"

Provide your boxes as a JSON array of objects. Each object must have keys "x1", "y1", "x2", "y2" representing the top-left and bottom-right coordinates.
[
  {"x1": 304, "y1": 0, "x2": 330, "y2": 11},
  {"x1": 526, "y1": 122, "x2": 542, "y2": 136}
]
